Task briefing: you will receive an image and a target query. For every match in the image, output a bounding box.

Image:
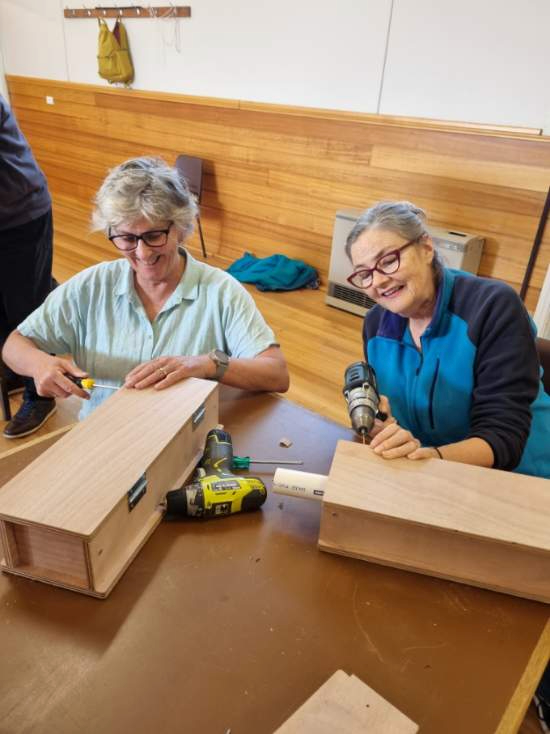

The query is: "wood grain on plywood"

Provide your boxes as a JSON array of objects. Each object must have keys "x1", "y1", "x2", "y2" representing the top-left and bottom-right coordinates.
[
  {"x1": 325, "y1": 442, "x2": 550, "y2": 549},
  {"x1": 6, "y1": 523, "x2": 90, "y2": 589},
  {"x1": 319, "y1": 441, "x2": 550, "y2": 602},
  {"x1": 0, "y1": 379, "x2": 217, "y2": 536}
]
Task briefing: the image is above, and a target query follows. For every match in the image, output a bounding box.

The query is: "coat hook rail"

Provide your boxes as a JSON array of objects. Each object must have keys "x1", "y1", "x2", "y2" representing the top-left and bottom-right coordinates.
[{"x1": 64, "y1": 6, "x2": 191, "y2": 18}]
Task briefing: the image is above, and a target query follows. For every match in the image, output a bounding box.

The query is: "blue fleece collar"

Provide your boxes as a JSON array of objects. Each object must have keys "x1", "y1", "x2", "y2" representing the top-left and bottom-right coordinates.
[{"x1": 376, "y1": 267, "x2": 455, "y2": 341}]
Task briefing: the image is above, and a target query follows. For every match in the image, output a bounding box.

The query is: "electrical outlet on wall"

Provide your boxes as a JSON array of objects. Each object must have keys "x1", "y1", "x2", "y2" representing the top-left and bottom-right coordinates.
[{"x1": 45, "y1": 96, "x2": 54, "y2": 105}]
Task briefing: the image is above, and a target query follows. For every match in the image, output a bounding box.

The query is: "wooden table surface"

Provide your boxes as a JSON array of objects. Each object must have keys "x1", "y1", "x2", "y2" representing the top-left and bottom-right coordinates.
[{"x1": 0, "y1": 387, "x2": 548, "y2": 734}]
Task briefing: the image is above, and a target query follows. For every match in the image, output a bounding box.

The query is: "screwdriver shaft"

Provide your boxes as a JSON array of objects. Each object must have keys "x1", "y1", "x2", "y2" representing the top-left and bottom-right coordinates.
[{"x1": 249, "y1": 459, "x2": 303, "y2": 465}]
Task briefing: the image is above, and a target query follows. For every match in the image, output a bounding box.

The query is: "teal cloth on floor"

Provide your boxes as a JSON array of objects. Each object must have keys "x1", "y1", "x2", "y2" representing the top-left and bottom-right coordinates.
[{"x1": 227, "y1": 252, "x2": 319, "y2": 291}]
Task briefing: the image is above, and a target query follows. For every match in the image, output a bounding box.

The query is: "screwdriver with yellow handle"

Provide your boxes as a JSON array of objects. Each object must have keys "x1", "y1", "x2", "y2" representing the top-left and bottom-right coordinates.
[{"x1": 65, "y1": 374, "x2": 119, "y2": 391}]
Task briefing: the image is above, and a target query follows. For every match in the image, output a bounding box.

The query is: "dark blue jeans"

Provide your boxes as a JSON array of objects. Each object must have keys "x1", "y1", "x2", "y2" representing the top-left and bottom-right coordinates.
[{"x1": 0, "y1": 208, "x2": 54, "y2": 401}]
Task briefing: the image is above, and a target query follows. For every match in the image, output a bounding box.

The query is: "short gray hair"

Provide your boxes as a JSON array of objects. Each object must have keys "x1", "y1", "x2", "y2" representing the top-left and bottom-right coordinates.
[
  {"x1": 92, "y1": 156, "x2": 198, "y2": 235},
  {"x1": 345, "y1": 201, "x2": 428, "y2": 259}
]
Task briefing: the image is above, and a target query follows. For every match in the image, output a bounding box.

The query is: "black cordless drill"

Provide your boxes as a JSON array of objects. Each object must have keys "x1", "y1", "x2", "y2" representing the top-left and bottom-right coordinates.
[{"x1": 343, "y1": 361, "x2": 387, "y2": 441}]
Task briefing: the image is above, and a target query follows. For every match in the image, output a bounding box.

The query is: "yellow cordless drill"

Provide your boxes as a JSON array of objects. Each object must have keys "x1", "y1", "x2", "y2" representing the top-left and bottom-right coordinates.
[{"x1": 165, "y1": 428, "x2": 267, "y2": 518}]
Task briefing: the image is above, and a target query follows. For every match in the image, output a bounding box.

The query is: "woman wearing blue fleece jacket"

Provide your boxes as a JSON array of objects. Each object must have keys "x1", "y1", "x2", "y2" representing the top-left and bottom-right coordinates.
[
  {"x1": 345, "y1": 200, "x2": 550, "y2": 478},
  {"x1": 346, "y1": 200, "x2": 550, "y2": 731}
]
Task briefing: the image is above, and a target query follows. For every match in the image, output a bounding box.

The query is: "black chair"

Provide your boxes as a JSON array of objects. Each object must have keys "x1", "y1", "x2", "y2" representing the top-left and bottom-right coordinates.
[
  {"x1": 536, "y1": 337, "x2": 550, "y2": 395},
  {"x1": 175, "y1": 155, "x2": 207, "y2": 258}
]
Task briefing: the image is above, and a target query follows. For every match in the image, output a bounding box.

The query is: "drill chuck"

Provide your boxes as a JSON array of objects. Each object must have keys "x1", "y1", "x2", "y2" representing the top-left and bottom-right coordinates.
[
  {"x1": 343, "y1": 361, "x2": 382, "y2": 437},
  {"x1": 346, "y1": 385, "x2": 379, "y2": 436}
]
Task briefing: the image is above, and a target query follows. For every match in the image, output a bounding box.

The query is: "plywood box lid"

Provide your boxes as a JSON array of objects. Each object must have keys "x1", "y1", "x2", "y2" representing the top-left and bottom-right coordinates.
[
  {"x1": 0, "y1": 379, "x2": 217, "y2": 537},
  {"x1": 325, "y1": 441, "x2": 550, "y2": 551}
]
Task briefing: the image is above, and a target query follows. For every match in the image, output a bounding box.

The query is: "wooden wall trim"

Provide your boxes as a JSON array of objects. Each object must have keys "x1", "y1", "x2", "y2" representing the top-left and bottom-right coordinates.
[
  {"x1": 6, "y1": 75, "x2": 550, "y2": 311},
  {"x1": 6, "y1": 75, "x2": 544, "y2": 139}
]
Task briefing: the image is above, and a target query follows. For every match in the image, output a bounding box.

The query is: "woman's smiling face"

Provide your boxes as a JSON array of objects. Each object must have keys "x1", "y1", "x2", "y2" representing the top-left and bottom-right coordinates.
[
  {"x1": 350, "y1": 228, "x2": 437, "y2": 319},
  {"x1": 113, "y1": 216, "x2": 183, "y2": 285}
]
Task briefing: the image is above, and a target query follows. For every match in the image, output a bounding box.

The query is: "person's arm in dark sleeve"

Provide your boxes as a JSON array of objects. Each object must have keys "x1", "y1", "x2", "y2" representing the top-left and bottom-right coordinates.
[{"x1": 467, "y1": 281, "x2": 539, "y2": 470}]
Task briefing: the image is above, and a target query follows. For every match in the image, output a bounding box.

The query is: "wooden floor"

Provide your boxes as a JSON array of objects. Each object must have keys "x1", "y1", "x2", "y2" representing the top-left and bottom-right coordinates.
[{"x1": 1, "y1": 243, "x2": 545, "y2": 733}]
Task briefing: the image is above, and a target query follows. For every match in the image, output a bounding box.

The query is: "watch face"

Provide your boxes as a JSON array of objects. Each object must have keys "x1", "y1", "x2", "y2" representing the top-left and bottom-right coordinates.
[{"x1": 214, "y1": 349, "x2": 229, "y2": 366}]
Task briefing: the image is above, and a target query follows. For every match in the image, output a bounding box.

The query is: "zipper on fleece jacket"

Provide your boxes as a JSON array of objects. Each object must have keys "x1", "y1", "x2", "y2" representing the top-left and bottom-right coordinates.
[
  {"x1": 428, "y1": 358, "x2": 440, "y2": 430},
  {"x1": 405, "y1": 336, "x2": 424, "y2": 434}
]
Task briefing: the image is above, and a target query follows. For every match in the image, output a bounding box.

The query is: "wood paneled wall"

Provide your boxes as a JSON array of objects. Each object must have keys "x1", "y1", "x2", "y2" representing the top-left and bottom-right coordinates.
[{"x1": 7, "y1": 75, "x2": 550, "y2": 311}]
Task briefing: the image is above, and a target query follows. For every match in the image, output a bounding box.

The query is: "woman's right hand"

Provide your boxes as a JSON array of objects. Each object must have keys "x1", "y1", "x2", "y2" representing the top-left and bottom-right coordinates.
[
  {"x1": 32, "y1": 355, "x2": 90, "y2": 400},
  {"x1": 368, "y1": 394, "x2": 424, "y2": 459}
]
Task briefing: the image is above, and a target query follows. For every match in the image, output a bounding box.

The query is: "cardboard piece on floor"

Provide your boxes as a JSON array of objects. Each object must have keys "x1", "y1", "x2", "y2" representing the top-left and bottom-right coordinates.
[
  {"x1": 274, "y1": 669, "x2": 418, "y2": 733},
  {"x1": 0, "y1": 378, "x2": 218, "y2": 598},
  {"x1": 319, "y1": 441, "x2": 550, "y2": 603}
]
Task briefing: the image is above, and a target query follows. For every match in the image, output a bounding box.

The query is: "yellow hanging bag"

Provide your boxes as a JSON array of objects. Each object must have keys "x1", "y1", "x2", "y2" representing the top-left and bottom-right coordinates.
[{"x1": 97, "y1": 18, "x2": 134, "y2": 85}]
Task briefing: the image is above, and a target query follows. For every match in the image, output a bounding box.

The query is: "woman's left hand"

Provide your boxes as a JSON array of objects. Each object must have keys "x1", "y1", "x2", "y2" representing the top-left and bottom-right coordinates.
[
  {"x1": 124, "y1": 355, "x2": 214, "y2": 390},
  {"x1": 369, "y1": 420, "x2": 439, "y2": 461}
]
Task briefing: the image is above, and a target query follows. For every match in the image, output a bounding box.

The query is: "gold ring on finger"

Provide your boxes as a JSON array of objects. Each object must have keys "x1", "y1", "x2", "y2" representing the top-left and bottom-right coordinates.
[{"x1": 158, "y1": 366, "x2": 168, "y2": 378}]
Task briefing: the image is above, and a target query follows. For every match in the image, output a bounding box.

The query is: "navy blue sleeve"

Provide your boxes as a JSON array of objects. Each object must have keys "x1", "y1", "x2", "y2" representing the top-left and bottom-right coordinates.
[
  {"x1": 362, "y1": 305, "x2": 383, "y2": 358},
  {"x1": 452, "y1": 277, "x2": 540, "y2": 470}
]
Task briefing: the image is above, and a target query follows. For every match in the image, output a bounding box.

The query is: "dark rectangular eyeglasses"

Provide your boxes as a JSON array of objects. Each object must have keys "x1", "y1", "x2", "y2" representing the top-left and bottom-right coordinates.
[
  {"x1": 108, "y1": 223, "x2": 173, "y2": 251},
  {"x1": 347, "y1": 238, "x2": 418, "y2": 289}
]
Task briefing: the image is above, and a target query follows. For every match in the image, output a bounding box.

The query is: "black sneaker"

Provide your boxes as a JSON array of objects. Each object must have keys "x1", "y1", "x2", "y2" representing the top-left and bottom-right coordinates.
[
  {"x1": 535, "y1": 695, "x2": 550, "y2": 733},
  {"x1": 2, "y1": 398, "x2": 56, "y2": 439}
]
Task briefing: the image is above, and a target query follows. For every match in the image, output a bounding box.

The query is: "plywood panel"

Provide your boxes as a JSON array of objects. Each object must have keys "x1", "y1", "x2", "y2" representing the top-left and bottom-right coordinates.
[
  {"x1": 7, "y1": 522, "x2": 90, "y2": 589},
  {"x1": 6, "y1": 75, "x2": 550, "y2": 313},
  {"x1": 88, "y1": 390, "x2": 218, "y2": 594},
  {"x1": 274, "y1": 669, "x2": 418, "y2": 733},
  {"x1": 319, "y1": 441, "x2": 550, "y2": 602},
  {"x1": 324, "y1": 441, "x2": 550, "y2": 549},
  {"x1": 0, "y1": 379, "x2": 217, "y2": 536}
]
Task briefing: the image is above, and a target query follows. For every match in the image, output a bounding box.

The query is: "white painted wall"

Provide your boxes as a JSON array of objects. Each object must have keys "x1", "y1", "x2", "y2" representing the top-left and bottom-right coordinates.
[
  {"x1": 380, "y1": 0, "x2": 550, "y2": 130},
  {"x1": 63, "y1": 0, "x2": 392, "y2": 110},
  {"x1": 0, "y1": 0, "x2": 549, "y2": 132},
  {"x1": 0, "y1": 0, "x2": 68, "y2": 82}
]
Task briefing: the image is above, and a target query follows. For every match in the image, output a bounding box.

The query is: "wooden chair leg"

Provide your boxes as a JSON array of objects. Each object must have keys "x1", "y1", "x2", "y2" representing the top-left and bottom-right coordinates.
[
  {"x1": 0, "y1": 376, "x2": 11, "y2": 422},
  {"x1": 197, "y1": 214, "x2": 207, "y2": 259}
]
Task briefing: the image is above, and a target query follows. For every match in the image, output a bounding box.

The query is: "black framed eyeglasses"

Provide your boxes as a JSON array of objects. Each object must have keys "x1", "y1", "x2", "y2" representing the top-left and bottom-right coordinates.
[
  {"x1": 108, "y1": 223, "x2": 173, "y2": 251},
  {"x1": 347, "y1": 238, "x2": 419, "y2": 289}
]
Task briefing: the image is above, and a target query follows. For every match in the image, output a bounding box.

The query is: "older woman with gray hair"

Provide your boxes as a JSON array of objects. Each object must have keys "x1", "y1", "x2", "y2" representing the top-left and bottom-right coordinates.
[
  {"x1": 345, "y1": 200, "x2": 550, "y2": 478},
  {"x1": 2, "y1": 157, "x2": 288, "y2": 420}
]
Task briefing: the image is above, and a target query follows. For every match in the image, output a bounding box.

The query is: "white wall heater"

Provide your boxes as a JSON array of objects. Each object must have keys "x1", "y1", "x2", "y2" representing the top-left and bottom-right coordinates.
[{"x1": 326, "y1": 208, "x2": 485, "y2": 317}]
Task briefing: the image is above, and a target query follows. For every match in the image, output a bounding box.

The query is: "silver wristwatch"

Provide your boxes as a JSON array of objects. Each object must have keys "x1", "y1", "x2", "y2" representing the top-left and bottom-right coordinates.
[{"x1": 207, "y1": 349, "x2": 230, "y2": 381}]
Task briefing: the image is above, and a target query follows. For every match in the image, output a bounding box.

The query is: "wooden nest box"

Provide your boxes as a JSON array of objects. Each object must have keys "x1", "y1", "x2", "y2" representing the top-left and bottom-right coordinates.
[
  {"x1": 319, "y1": 441, "x2": 550, "y2": 604},
  {"x1": 0, "y1": 379, "x2": 218, "y2": 598}
]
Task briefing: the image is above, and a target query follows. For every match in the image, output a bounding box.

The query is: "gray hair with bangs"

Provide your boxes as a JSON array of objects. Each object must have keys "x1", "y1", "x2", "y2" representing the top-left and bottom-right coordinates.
[
  {"x1": 92, "y1": 156, "x2": 198, "y2": 235},
  {"x1": 345, "y1": 201, "x2": 428, "y2": 260}
]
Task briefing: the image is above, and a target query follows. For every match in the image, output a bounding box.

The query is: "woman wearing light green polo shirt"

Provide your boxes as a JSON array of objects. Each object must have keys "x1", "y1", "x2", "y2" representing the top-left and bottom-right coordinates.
[{"x1": 3, "y1": 157, "x2": 289, "y2": 423}]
